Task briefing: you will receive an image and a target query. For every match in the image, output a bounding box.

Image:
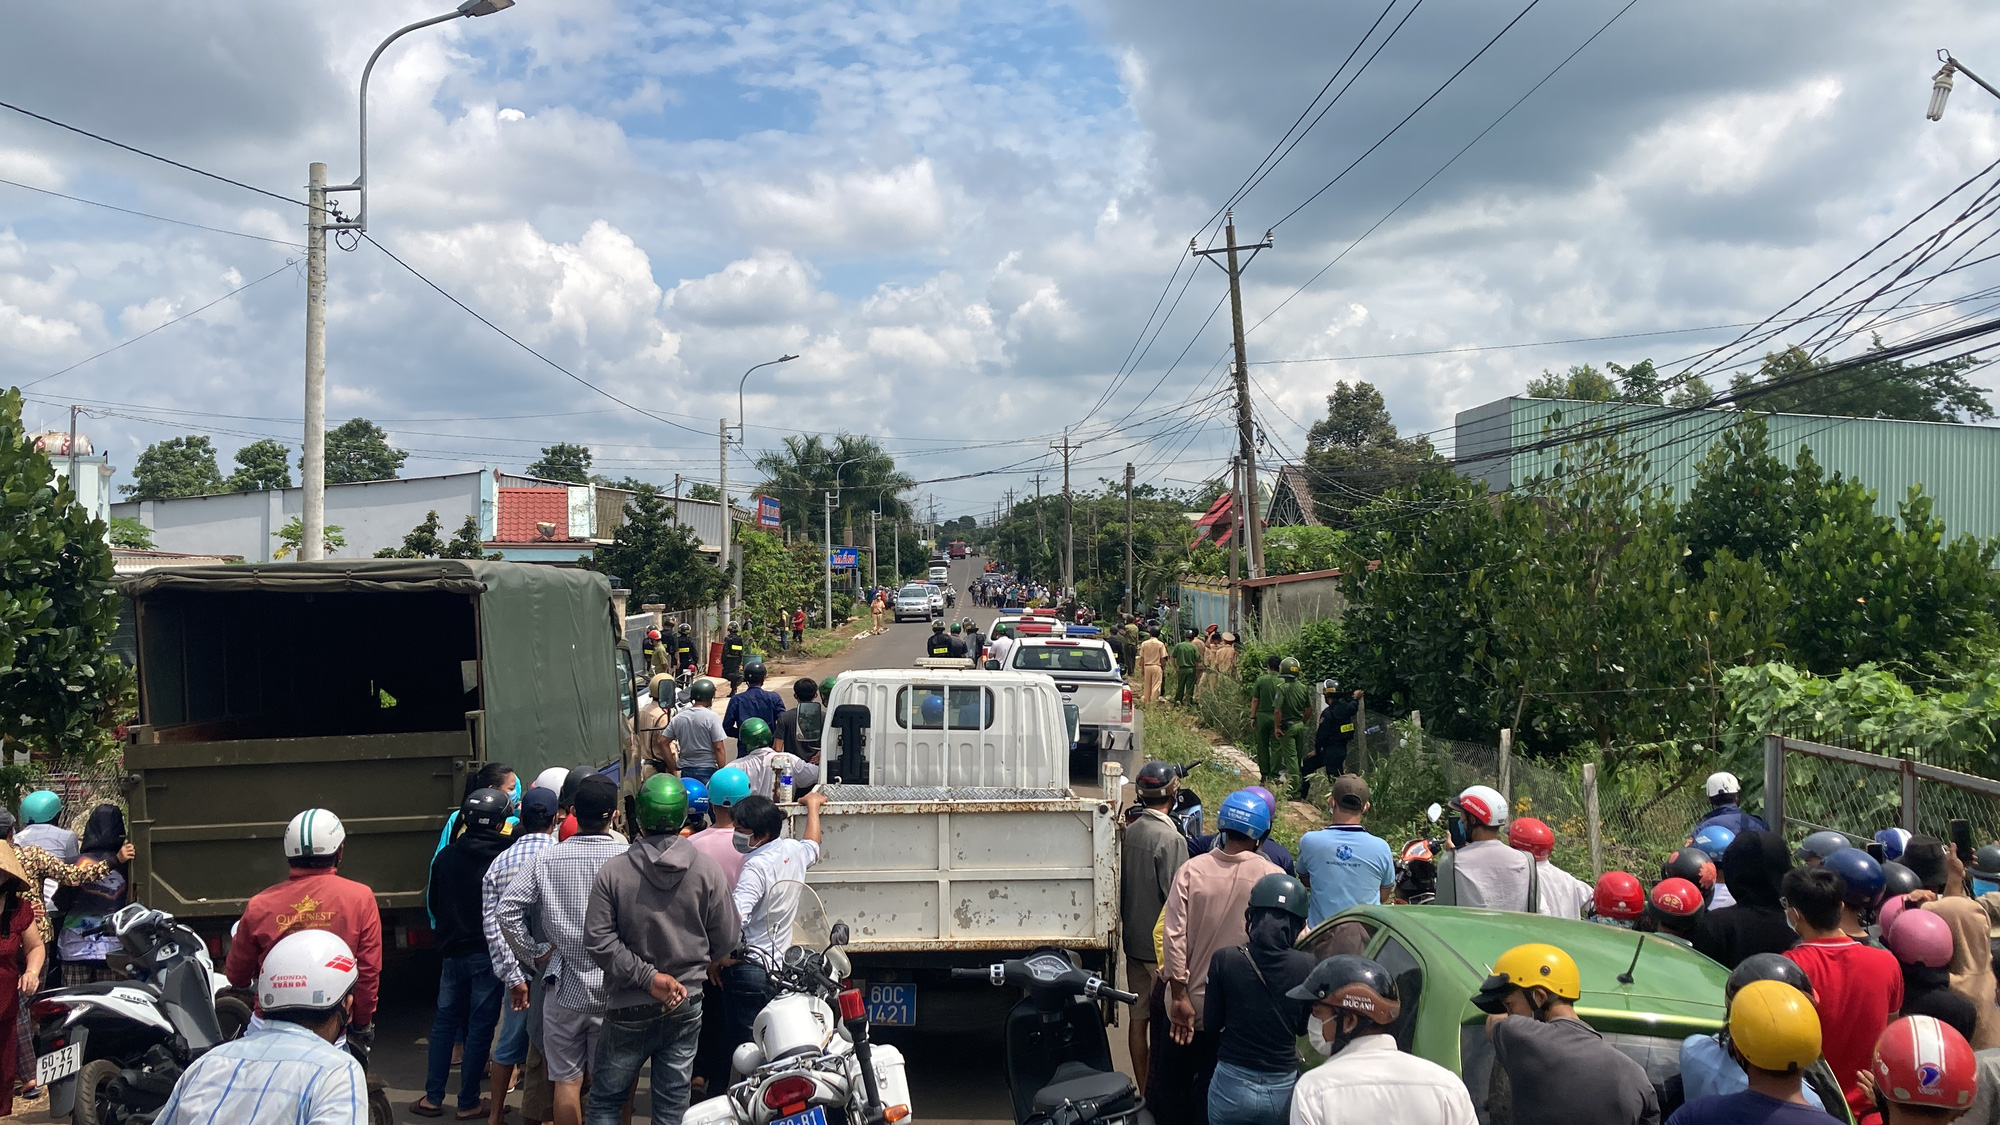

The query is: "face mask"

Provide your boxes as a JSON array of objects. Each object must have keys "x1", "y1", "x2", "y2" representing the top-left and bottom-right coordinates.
[
  {"x1": 732, "y1": 830, "x2": 758, "y2": 855},
  {"x1": 1306, "y1": 1014, "x2": 1337, "y2": 1057}
]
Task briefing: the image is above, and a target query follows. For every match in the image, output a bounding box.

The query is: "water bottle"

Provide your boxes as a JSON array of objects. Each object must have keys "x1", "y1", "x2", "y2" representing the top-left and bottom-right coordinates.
[{"x1": 777, "y1": 769, "x2": 795, "y2": 804}]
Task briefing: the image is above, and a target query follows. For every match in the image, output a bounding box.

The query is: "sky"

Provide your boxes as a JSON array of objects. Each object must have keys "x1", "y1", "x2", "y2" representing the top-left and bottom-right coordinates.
[{"x1": 4, "y1": 0, "x2": 2000, "y2": 520}]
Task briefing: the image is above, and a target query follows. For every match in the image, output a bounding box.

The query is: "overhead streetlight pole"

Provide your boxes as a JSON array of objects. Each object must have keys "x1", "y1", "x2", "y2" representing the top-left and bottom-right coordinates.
[
  {"x1": 306, "y1": 0, "x2": 516, "y2": 561},
  {"x1": 718, "y1": 353, "x2": 800, "y2": 634},
  {"x1": 1929, "y1": 49, "x2": 2000, "y2": 121}
]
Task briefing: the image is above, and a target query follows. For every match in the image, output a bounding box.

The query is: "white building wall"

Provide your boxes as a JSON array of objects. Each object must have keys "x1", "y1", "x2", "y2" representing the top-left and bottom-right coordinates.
[
  {"x1": 51, "y1": 454, "x2": 114, "y2": 524},
  {"x1": 111, "y1": 471, "x2": 487, "y2": 563}
]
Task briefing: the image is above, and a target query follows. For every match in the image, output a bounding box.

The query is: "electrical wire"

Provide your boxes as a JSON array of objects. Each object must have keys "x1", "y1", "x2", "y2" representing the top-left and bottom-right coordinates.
[
  {"x1": 0, "y1": 98, "x2": 304, "y2": 207},
  {"x1": 0, "y1": 177, "x2": 305, "y2": 248}
]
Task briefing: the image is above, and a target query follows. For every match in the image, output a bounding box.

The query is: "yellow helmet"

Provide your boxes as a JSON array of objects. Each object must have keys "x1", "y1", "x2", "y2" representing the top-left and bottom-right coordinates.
[
  {"x1": 1473, "y1": 943, "x2": 1581, "y2": 1013},
  {"x1": 1729, "y1": 980, "x2": 1820, "y2": 1073}
]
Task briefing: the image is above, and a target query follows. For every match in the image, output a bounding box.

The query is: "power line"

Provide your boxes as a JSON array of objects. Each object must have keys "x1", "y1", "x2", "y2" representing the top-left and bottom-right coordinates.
[
  {"x1": 0, "y1": 98, "x2": 303, "y2": 207},
  {"x1": 0, "y1": 177, "x2": 305, "y2": 249}
]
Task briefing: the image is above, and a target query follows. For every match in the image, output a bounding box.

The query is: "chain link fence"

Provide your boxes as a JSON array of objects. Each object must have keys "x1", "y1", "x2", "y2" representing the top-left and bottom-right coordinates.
[
  {"x1": 1768, "y1": 735, "x2": 2000, "y2": 849},
  {"x1": 0, "y1": 759, "x2": 127, "y2": 830}
]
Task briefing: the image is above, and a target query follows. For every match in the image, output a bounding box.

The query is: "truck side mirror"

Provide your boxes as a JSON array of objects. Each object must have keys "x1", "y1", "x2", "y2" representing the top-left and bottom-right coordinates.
[{"x1": 831, "y1": 704, "x2": 870, "y2": 784}]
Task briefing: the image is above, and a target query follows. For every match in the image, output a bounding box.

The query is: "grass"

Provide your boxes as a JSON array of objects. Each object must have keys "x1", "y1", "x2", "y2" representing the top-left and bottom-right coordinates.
[{"x1": 1135, "y1": 699, "x2": 1316, "y2": 852}]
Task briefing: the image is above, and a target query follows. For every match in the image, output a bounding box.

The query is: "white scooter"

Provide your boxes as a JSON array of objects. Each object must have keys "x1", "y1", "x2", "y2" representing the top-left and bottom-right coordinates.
[{"x1": 687, "y1": 922, "x2": 913, "y2": 1125}]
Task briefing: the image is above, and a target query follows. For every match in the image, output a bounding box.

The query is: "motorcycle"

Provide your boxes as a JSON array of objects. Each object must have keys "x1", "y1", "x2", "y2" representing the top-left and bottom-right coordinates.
[
  {"x1": 1394, "y1": 803, "x2": 1447, "y2": 905},
  {"x1": 687, "y1": 922, "x2": 913, "y2": 1125},
  {"x1": 32, "y1": 902, "x2": 251, "y2": 1125},
  {"x1": 952, "y1": 949, "x2": 1142, "y2": 1125}
]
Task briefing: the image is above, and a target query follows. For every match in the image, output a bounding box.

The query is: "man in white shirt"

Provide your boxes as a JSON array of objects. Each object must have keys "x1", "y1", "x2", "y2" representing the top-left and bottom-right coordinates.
[
  {"x1": 1287, "y1": 954, "x2": 1476, "y2": 1125},
  {"x1": 987, "y1": 630, "x2": 1016, "y2": 671},
  {"x1": 721, "y1": 792, "x2": 827, "y2": 1052},
  {"x1": 665, "y1": 680, "x2": 729, "y2": 783}
]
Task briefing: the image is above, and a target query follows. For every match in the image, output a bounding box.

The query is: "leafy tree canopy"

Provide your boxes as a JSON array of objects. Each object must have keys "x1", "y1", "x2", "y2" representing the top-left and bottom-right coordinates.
[
  {"x1": 527, "y1": 443, "x2": 592, "y2": 484},
  {"x1": 376, "y1": 511, "x2": 498, "y2": 560},
  {"x1": 226, "y1": 438, "x2": 293, "y2": 493},
  {"x1": 588, "y1": 490, "x2": 730, "y2": 610},
  {"x1": 685, "y1": 482, "x2": 721, "y2": 502},
  {"x1": 596, "y1": 476, "x2": 661, "y2": 495},
  {"x1": 753, "y1": 433, "x2": 913, "y2": 542},
  {"x1": 1730, "y1": 342, "x2": 1993, "y2": 423},
  {"x1": 320, "y1": 418, "x2": 407, "y2": 484},
  {"x1": 272, "y1": 517, "x2": 345, "y2": 559},
  {"x1": 107, "y1": 516, "x2": 154, "y2": 550},
  {"x1": 122, "y1": 435, "x2": 224, "y2": 499},
  {"x1": 1300, "y1": 381, "x2": 1440, "y2": 529}
]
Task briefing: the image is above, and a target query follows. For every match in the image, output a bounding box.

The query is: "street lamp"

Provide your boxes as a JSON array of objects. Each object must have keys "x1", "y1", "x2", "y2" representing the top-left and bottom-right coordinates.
[
  {"x1": 1928, "y1": 49, "x2": 2000, "y2": 122},
  {"x1": 298, "y1": 0, "x2": 515, "y2": 561},
  {"x1": 717, "y1": 353, "x2": 800, "y2": 633}
]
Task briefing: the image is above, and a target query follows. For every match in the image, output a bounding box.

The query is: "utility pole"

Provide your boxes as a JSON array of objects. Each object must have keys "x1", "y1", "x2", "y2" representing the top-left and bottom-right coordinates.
[
  {"x1": 1193, "y1": 210, "x2": 1272, "y2": 579},
  {"x1": 302, "y1": 162, "x2": 329, "y2": 561},
  {"x1": 824, "y1": 491, "x2": 835, "y2": 634},
  {"x1": 870, "y1": 510, "x2": 878, "y2": 590},
  {"x1": 1051, "y1": 430, "x2": 1081, "y2": 596},
  {"x1": 1228, "y1": 455, "x2": 1242, "y2": 635},
  {"x1": 894, "y1": 519, "x2": 901, "y2": 583},
  {"x1": 66, "y1": 405, "x2": 80, "y2": 508},
  {"x1": 1123, "y1": 462, "x2": 1134, "y2": 616},
  {"x1": 718, "y1": 418, "x2": 732, "y2": 634},
  {"x1": 1029, "y1": 473, "x2": 1047, "y2": 579}
]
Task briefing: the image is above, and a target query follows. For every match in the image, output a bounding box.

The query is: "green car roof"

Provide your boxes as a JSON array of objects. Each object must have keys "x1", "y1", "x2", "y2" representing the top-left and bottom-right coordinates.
[{"x1": 1313, "y1": 905, "x2": 1730, "y2": 1037}]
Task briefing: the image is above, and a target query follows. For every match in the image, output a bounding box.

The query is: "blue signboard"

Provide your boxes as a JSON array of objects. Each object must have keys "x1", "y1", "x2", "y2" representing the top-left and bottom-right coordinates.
[
  {"x1": 757, "y1": 495, "x2": 781, "y2": 528},
  {"x1": 829, "y1": 547, "x2": 861, "y2": 570}
]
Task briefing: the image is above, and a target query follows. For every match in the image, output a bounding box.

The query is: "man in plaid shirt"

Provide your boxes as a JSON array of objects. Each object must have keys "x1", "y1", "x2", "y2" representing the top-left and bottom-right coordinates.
[
  {"x1": 497, "y1": 776, "x2": 627, "y2": 1125},
  {"x1": 482, "y1": 788, "x2": 559, "y2": 1125}
]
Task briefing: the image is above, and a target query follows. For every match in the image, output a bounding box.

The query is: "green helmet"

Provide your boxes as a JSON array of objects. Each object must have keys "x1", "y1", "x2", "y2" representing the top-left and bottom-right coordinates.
[
  {"x1": 820, "y1": 675, "x2": 838, "y2": 701},
  {"x1": 19, "y1": 791, "x2": 60, "y2": 825},
  {"x1": 1279, "y1": 656, "x2": 1301, "y2": 677},
  {"x1": 636, "y1": 774, "x2": 689, "y2": 835},
  {"x1": 950, "y1": 622, "x2": 962, "y2": 634},
  {"x1": 1249, "y1": 872, "x2": 1309, "y2": 920},
  {"x1": 738, "y1": 717, "x2": 774, "y2": 752},
  {"x1": 690, "y1": 678, "x2": 716, "y2": 702}
]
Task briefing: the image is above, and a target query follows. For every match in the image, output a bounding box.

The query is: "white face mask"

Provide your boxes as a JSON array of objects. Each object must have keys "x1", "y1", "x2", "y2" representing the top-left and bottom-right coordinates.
[{"x1": 1306, "y1": 1014, "x2": 1337, "y2": 1057}]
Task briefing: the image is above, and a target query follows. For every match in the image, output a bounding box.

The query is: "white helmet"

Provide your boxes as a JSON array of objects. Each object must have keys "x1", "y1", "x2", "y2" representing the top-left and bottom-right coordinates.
[
  {"x1": 283, "y1": 808, "x2": 346, "y2": 859},
  {"x1": 532, "y1": 767, "x2": 570, "y2": 794},
  {"x1": 1705, "y1": 771, "x2": 1742, "y2": 799},
  {"x1": 259, "y1": 929, "x2": 359, "y2": 1013},
  {"x1": 1452, "y1": 784, "x2": 1508, "y2": 828}
]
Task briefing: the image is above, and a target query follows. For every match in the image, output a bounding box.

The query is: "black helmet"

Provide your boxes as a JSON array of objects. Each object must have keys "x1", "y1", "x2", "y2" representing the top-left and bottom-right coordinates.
[
  {"x1": 1249, "y1": 873, "x2": 1309, "y2": 920},
  {"x1": 1881, "y1": 860, "x2": 1924, "y2": 899},
  {"x1": 933, "y1": 621, "x2": 946, "y2": 632},
  {"x1": 744, "y1": 659, "x2": 767, "y2": 684},
  {"x1": 1284, "y1": 955, "x2": 1401, "y2": 1026},
  {"x1": 1136, "y1": 761, "x2": 1181, "y2": 794},
  {"x1": 462, "y1": 787, "x2": 511, "y2": 832},
  {"x1": 1726, "y1": 952, "x2": 1815, "y2": 1002},
  {"x1": 1974, "y1": 844, "x2": 2000, "y2": 879},
  {"x1": 1663, "y1": 846, "x2": 1714, "y2": 887}
]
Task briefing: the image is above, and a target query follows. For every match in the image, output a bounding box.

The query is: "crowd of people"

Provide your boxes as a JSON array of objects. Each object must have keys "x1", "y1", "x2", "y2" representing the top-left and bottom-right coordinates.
[{"x1": 1118, "y1": 756, "x2": 2000, "y2": 1125}]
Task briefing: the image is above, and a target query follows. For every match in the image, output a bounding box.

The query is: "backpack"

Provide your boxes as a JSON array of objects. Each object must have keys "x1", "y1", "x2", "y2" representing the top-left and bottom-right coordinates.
[
  {"x1": 796, "y1": 701, "x2": 825, "y2": 746},
  {"x1": 1435, "y1": 847, "x2": 1540, "y2": 912}
]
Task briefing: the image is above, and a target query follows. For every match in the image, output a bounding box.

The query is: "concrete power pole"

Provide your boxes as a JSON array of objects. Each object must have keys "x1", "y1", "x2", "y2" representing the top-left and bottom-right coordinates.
[
  {"x1": 1123, "y1": 462, "x2": 1134, "y2": 616},
  {"x1": 302, "y1": 162, "x2": 329, "y2": 561},
  {"x1": 869, "y1": 510, "x2": 878, "y2": 590},
  {"x1": 824, "y1": 491, "x2": 835, "y2": 634},
  {"x1": 1229, "y1": 455, "x2": 1242, "y2": 634},
  {"x1": 1193, "y1": 211, "x2": 1272, "y2": 579},
  {"x1": 718, "y1": 418, "x2": 732, "y2": 634},
  {"x1": 1051, "y1": 430, "x2": 1081, "y2": 596}
]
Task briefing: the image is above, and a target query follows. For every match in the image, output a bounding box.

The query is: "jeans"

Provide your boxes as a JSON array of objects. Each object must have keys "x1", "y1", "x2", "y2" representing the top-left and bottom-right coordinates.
[
  {"x1": 722, "y1": 962, "x2": 773, "y2": 1055},
  {"x1": 587, "y1": 998, "x2": 705, "y2": 1125},
  {"x1": 493, "y1": 1002, "x2": 531, "y2": 1067},
  {"x1": 425, "y1": 951, "x2": 504, "y2": 1108},
  {"x1": 1205, "y1": 1060, "x2": 1297, "y2": 1125}
]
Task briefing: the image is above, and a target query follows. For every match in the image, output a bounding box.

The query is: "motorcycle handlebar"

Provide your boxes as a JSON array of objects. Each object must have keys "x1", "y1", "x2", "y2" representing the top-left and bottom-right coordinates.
[
  {"x1": 949, "y1": 967, "x2": 992, "y2": 981},
  {"x1": 1095, "y1": 985, "x2": 1140, "y2": 1005}
]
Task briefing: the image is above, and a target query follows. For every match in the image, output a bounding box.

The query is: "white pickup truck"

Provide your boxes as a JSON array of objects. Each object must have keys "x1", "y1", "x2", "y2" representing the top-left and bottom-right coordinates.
[
  {"x1": 1005, "y1": 636, "x2": 1142, "y2": 770},
  {"x1": 793, "y1": 668, "x2": 1121, "y2": 1032}
]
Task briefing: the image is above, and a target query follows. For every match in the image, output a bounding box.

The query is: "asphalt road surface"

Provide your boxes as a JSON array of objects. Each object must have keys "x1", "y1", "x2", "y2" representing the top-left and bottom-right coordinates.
[{"x1": 3, "y1": 560, "x2": 1137, "y2": 1125}]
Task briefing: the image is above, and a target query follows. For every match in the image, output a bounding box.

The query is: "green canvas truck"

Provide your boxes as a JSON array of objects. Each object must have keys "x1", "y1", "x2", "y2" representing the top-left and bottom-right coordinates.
[{"x1": 117, "y1": 560, "x2": 638, "y2": 942}]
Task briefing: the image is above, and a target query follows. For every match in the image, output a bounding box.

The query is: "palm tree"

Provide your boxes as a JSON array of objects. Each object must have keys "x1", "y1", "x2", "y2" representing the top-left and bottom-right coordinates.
[{"x1": 753, "y1": 433, "x2": 914, "y2": 543}]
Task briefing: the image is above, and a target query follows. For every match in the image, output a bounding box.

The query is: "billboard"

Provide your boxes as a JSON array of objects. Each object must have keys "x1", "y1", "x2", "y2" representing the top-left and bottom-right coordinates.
[
  {"x1": 828, "y1": 547, "x2": 861, "y2": 570},
  {"x1": 756, "y1": 495, "x2": 781, "y2": 528}
]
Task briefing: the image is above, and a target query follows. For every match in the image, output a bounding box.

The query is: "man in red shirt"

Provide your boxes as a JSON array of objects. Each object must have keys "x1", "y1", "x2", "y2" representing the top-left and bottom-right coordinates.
[
  {"x1": 1782, "y1": 864, "x2": 1902, "y2": 1123},
  {"x1": 224, "y1": 809, "x2": 383, "y2": 1043}
]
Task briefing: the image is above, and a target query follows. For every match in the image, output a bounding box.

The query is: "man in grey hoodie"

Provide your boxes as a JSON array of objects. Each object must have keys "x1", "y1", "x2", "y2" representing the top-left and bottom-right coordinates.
[{"x1": 584, "y1": 775, "x2": 738, "y2": 1125}]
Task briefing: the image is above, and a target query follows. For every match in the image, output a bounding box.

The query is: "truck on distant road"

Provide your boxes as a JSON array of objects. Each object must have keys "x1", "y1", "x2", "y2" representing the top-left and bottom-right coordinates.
[{"x1": 118, "y1": 560, "x2": 638, "y2": 945}]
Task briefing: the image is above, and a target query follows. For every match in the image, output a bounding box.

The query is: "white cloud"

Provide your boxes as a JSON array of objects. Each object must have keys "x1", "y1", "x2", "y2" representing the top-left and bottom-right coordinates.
[{"x1": 731, "y1": 161, "x2": 948, "y2": 251}]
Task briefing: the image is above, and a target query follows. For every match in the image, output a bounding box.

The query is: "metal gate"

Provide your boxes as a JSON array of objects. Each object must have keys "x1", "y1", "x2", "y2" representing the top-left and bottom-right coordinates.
[{"x1": 1764, "y1": 734, "x2": 2000, "y2": 844}]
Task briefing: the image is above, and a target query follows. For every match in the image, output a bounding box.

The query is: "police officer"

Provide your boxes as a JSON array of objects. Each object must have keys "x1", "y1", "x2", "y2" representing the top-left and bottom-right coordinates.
[
  {"x1": 673, "y1": 622, "x2": 697, "y2": 675},
  {"x1": 1306, "y1": 681, "x2": 1362, "y2": 783},
  {"x1": 1271, "y1": 658, "x2": 1317, "y2": 799},
  {"x1": 926, "y1": 621, "x2": 955, "y2": 658},
  {"x1": 720, "y1": 623, "x2": 747, "y2": 696},
  {"x1": 946, "y1": 621, "x2": 969, "y2": 658}
]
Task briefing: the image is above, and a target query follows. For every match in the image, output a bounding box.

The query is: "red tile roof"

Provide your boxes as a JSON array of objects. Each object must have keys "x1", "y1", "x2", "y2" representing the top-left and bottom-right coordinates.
[{"x1": 497, "y1": 487, "x2": 572, "y2": 542}]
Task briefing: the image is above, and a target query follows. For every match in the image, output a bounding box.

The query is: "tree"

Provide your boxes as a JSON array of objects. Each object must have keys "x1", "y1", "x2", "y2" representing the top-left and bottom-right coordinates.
[
  {"x1": 1299, "y1": 381, "x2": 1440, "y2": 529},
  {"x1": 685, "y1": 482, "x2": 720, "y2": 502},
  {"x1": 527, "y1": 443, "x2": 592, "y2": 483},
  {"x1": 321, "y1": 418, "x2": 407, "y2": 484},
  {"x1": 1, "y1": 387, "x2": 132, "y2": 759},
  {"x1": 1526, "y1": 364, "x2": 1617, "y2": 402},
  {"x1": 226, "y1": 439, "x2": 292, "y2": 492},
  {"x1": 1525, "y1": 360, "x2": 1677, "y2": 406},
  {"x1": 587, "y1": 491, "x2": 730, "y2": 610},
  {"x1": 375, "y1": 511, "x2": 448, "y2": 558},
  {"x1": 107, "y1": 517, "x2": 154, "y2": 550},
  {"x1": 443, "y1": 515, "x2": 500, "y2": 560},
  {"x1": 1730, "y1": 343, "x2": 1993, "y2": 423},
  {"x1": 1676, "y1": 413, "x2": 1844, "y2": 575},
  {"x1": 272, "y1": 517, "x2": 345, "y2": 559},
  {"x1": 753, "y1": 433, "x2": 914, "y2": 543},
  {"x1": 122, "y1": 435, "x2": 224, "y2": 499},
  {"x1": 596, "y1": 476, "x2": 661, "y2": 496}
]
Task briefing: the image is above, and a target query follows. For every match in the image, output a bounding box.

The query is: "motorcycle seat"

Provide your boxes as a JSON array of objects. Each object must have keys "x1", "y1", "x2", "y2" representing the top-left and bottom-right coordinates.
[{"x1": 1031, "y1": 1062, "x2": 1136, "y2": 1113}]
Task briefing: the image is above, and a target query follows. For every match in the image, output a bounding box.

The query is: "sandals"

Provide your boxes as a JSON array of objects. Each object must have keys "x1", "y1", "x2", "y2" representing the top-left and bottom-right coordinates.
[{"x1": 411, "y1": 1099, "x2": 446, "y2": 1118}]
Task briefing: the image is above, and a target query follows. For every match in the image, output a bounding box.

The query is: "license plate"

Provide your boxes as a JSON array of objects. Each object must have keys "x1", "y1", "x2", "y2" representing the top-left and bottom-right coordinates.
[
  {"x1": 866, "y1": 983, "x2": 916, "y2": 1027},
  {"x1": 37, "y1": 1043, "x2": 80, "y2": 1085},
  {"x1": 774, "y1": 1107, "x2": 829, "y2": 1125}
]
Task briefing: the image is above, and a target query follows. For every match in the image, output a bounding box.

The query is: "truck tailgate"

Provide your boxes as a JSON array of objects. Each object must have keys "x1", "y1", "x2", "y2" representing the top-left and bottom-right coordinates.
[
  {"x1": 126, "y1": 730, "x2": 467, "y2": 918},
  {"x1": 797, "y1": 785, "x2": 1118, "y2": 953}
]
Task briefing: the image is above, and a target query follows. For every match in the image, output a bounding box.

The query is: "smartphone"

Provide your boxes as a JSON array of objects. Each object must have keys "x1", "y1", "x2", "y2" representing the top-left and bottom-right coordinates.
[
  {"x1": 1865, "y1": 841, "x2": 1887, "y2": 863},
  {"x1": 1446, "y1": 810, "x2": 1467, "y2": 849},
  {"x1": 1953, "y1": 819, "x2": 1976, "y2": 863}
]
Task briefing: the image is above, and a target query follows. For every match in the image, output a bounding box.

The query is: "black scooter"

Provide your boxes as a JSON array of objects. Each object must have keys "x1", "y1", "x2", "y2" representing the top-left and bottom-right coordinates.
[{"x1": 952, "y1": 950, "x2": 1142, "y2": 1125}]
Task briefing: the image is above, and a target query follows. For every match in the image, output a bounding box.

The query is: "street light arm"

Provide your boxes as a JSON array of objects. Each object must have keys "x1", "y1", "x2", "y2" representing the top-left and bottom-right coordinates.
[
  {"x1": 1950, "y1": 56, "x2": 2000, "y2": 104},
  {"x1": 733, "y1": 353, "x2": 801, "y2": 443},
  {"x1": 340, "y1": 9, "x2": 465, "y2": 232}
]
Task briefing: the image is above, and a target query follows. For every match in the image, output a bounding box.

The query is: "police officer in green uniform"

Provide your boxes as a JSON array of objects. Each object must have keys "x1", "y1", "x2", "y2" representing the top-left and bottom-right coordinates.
[
  {"x1": 1170, "y1": 629, "x2": 1202, "y2": 706},
  {"x1": 1271, "y1": 657, "x2": 1318, "y2": 799},
  {"x1": 1249, "y1": 655, "x2": 1283, "y2": 782}
]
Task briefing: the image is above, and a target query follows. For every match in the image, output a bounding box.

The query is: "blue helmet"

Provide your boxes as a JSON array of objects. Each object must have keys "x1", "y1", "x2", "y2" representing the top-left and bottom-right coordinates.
[
  {"x1": 709, "y1": 768, "x2": 753, "y2": 809},
  {"x1": 920, "y1": 691, "x2": 946, "y2": 725},
  {"x1": 1217, "y1": 790, "x2": 1273, "y2": 840},
  {"x1": 1875, "y1": 828, "x2": 1912, "y2": 862},
  {"x1": 682, "y1": 777, "x2": 710, "y2": 816},
  {"x1": 19, "y1": 791, "x2": 59, "y2": 826},
  {"x1": 1691, "y1": 824, "x2": 1736, "y2": 857},
  {"x1": 1823, "y1": 846, "x2": 1886, "y2": 908}
]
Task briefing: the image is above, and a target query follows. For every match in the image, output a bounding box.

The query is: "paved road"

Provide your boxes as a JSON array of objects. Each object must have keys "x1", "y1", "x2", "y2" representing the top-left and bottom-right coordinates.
[{"x1": 4, "y1": 560, "x2": 1136, "y2": 1125}]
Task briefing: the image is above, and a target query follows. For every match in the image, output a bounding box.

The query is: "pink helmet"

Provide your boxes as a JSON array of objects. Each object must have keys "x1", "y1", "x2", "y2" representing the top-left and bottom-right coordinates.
[{"x1": 1885, "y1": 908, "x2": 1955, "y2": 969}]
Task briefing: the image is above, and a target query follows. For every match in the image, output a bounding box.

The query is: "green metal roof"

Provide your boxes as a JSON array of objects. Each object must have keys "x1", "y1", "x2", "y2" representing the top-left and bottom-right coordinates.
[{"x1": 1455, "y1": 397, "x2": 2000, "y2": 540}]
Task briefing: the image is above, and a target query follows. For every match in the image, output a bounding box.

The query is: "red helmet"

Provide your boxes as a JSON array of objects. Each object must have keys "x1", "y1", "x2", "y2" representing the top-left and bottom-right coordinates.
[
  {"x1": 1873, "y1": 1014, "x2": 1976, "y2": 1109},
  {"x1": 1507, "y1": 817, "x2": 1554, "y2": 861},
  {"x1": 1594, "y1": 871, "x2": 1645, "y2": 921},
  {"x1": 647, "y1": 628, "x2": 661, "y2": 640},
  {"x1": 1650, "y1": 877, "x2": 1703, "y2": 918}
]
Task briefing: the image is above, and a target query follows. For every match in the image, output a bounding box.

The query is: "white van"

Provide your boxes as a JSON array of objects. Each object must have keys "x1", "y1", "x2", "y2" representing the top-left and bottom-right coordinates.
[{"x1": 928, "y1": 563, "x2": 949, "y2": 582}]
